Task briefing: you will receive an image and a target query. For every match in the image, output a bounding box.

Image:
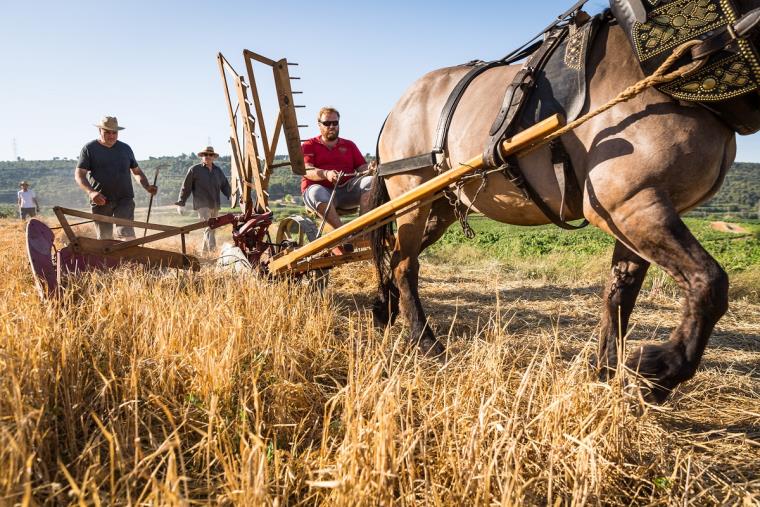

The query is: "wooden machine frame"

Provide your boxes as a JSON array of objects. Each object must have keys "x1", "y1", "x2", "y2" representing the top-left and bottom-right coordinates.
[{"x1": 30, "y1": 49, "x2": 567, "y2": 298}]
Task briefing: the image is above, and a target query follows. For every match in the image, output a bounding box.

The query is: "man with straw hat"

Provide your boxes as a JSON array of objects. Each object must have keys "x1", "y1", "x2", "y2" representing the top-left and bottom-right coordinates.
[
  {"x1": 74, "y1": 116, "x2": 157, "y2": 240},
  {"x1": 17, "y1": 181, "x2": 39, "y2": 220},
  {"x1": 175, "y1": 146, "x2": 231, "y2": 254}
]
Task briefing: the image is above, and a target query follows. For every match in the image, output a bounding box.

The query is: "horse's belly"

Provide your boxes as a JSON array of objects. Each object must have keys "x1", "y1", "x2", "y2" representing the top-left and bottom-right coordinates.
[
  {"x1": 460, "y1": 173, "x2": 555, "y2": 226},
  {"x1": 457, "y1": 146, "x2": 583, "y2": 226}
]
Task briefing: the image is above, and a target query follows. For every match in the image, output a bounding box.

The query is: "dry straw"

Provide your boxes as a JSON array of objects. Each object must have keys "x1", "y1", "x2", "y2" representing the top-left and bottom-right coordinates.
[{"x1": 1, "y1": 219, "x2": 758, "y2": 505}]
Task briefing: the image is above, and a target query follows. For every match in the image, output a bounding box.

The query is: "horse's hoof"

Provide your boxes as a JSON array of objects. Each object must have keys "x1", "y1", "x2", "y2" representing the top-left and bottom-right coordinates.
[
  {"x1": 626, "y1": 343, "x2": 683, "y2": 403},
  {"x1": 598, "y1": 364, "x2": 616, "y2": 382},
  {"x1": 417, "y1": 336, "x2": 445, "y2": 359},
  {"x1": 371, "y1": 301, "x2": 391, "y2": 327}
]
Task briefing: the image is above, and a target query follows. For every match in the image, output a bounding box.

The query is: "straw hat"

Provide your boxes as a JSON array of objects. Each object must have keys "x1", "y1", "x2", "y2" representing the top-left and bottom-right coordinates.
[
  {"x1": 94, "y1": 116, "x2": 125, "y2": 131},
  {"x1": 198, "y1": 146, "x2": 219, "y2": 157},
  {"x1": 19, "y1": 181, "x2": 29, "y2": 187}
]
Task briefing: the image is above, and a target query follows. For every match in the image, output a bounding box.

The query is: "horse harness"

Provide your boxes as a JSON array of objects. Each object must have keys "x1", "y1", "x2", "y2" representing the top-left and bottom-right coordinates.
[{"x1": 375, "y1": 0, "x2": 760, "y2": 233}]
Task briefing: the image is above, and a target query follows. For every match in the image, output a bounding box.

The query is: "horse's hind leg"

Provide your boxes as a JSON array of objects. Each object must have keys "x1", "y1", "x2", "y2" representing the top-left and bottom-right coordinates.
[
  {"x1": 591, "y1": 194, "x2": 728, "y2": 402},
  {"x1": 598, "y1": 241, "x2": 650, "y2": 379},
  {"x1": 372, "y1": 199, "x2": 456, "y2": 329},
  {"x1": 393, "y1": 205, "x2": 446, "y2": 357},
  {"x1": 420, "y1": 198, "x2": 457, "y2": 251}
]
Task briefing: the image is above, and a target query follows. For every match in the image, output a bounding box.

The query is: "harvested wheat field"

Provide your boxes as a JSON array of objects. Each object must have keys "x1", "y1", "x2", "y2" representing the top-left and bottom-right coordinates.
[{"x1": 1, "y1": 217, "x2": 758, "y2": 505}]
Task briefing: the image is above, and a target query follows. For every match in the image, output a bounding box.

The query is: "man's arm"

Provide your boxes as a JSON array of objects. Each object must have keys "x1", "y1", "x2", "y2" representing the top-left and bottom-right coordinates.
[
  {"x1": 33, "y1": 194, "x2": 40, "y2": 211},
  {"x1": 75, "y1": 167, "x2": 107, "y2": 206},
  {"x1": 304, "y1": 167, "x2": 340, "y2": 184},
  {"x1": 130, "y1": 166, "x2": 158, "y2": 195},
  {"x1": 220, "y1": 170, "x2": 232, "y2": 201},
  {"x1": 175, "y1": 168, "x2": 193, "y2": 205},
  {"x1": 17, "y1": 192, "x2": 21, "y2": 209}
]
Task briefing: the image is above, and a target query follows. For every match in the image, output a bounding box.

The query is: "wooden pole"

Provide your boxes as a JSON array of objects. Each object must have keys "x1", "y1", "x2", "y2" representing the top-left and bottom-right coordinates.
[
  {"x1": 143, "y1": 166, "x2": 161, "y2": 237},
  {"x1": 267, "y1": 113, "x2": 565, "y2": 274}
]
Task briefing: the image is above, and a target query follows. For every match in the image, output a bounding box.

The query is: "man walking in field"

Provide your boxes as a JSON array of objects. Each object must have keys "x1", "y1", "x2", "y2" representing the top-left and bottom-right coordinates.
[
  {"x1": 17, "y1": 181, "x2": 39, "y2": 219},
  {"x1": 74, "y1": 116, "x2": 157, "y2": 240},
  {"x1": 300, "y1": 107, "x2": 373, "y2": 249},
  {"x1": 175, "y1": 146, "x2": 231, "y2": 254}
]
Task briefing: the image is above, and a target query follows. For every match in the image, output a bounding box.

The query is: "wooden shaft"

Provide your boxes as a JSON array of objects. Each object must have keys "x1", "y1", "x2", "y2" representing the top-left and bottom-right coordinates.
[{"x1": 267, "y1": 113, "x2": 565, "y2": 274}]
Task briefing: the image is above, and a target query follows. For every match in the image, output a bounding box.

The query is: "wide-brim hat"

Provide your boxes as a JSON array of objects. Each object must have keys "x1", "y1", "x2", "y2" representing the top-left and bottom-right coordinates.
[
  {"x1": 19, "y1": 181, "x2": 29, "y2": 187},
  {"x1": 198, "y1": 146, "x2": 219, "y2": 157},
  {"x1": 94, "y1": 116, "x2": 125, "y2": 131}
]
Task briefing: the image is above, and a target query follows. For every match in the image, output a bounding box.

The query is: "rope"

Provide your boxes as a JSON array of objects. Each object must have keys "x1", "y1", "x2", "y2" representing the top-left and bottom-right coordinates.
[{"x1": 542, "y1": 39, "x2": 706, "y2": 145}]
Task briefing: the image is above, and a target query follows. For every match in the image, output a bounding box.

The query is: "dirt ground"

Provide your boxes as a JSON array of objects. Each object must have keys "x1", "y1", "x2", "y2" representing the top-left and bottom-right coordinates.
[
  {"x1": 332, "y1": 259, "x2": 760, "y2": 489},
  {"x1": 711, "y1": 221, "x2": 751, "y2": 234}
]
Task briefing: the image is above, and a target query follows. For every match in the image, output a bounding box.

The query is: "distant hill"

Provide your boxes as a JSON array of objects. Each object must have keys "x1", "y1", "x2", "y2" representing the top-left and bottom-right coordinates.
[
  {"x1": 0, "y1": 155, "x2": 302, "y2": 209},
  {"x1": 0, "y1": 157, "x2": 757, "y2": 219}
]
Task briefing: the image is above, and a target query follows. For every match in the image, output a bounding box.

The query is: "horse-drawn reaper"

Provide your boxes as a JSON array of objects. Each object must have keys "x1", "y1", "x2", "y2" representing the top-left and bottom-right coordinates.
[{"x1": 369, "y1": 0, "x2": 760, "y2": 401}]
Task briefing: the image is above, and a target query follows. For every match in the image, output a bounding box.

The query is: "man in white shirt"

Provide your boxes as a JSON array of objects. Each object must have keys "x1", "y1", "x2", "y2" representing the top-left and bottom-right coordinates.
[{"x1": 17, "y1": 181, "x2": 39, "y2": 219}]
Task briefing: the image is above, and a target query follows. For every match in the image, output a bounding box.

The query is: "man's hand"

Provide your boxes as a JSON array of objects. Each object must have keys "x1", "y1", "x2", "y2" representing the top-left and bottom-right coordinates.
[
  {"x1": 146, "y1": 185, "x2": 158, "y2": 195},
  {"x1": 89, "y1": 190, "x2": 107, "y2": 206},
  {"x1": 324, "y1": 170, "x2": 340, "y2": 184}
]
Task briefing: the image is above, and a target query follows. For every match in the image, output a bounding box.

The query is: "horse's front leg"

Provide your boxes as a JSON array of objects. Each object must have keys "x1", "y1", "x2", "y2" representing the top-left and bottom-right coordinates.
[
  {"x1": 598, "y1": 240, "x2": 650, "y2": 380},
  {"x1": 587, "y1": 189, "x2": 728, "y2": 402},
  {"x1": 394, "y1": 210, "x2": 446, "y2": 357}
]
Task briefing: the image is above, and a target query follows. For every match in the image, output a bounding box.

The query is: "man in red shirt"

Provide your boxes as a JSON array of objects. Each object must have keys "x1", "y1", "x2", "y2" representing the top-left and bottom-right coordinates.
[{"x1": 301, "y1": 107, "x2": 372, "y2": 232}]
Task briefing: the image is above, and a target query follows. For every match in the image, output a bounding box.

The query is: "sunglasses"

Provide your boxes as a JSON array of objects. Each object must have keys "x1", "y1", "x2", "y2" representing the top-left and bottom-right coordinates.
[{"x1": 319, "y1": 120, "x2": 339, "y2": 127}]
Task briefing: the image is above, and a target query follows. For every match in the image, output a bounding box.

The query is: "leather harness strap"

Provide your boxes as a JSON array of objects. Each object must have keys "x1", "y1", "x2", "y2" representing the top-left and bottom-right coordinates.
[
  {"x1": 377, "y1": 60, "x2": 510, "y2": 178},
  {"x1": 483, "y1": 23, "x2": 590, "y2": 230},
  {"x1": 377, "y1": 6, "x2": 592, "y2": 230}
]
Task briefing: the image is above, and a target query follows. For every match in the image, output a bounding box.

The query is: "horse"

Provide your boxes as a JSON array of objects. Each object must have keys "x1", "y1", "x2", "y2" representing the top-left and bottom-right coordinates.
[{"x1": 369, "y1": 0, "x2": 760, "y2": 402}]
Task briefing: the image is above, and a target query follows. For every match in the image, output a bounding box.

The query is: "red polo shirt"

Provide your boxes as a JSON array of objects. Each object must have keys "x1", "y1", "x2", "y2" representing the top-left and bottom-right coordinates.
[{"x1": 300, "y1": 136, "x2": 366, "y2": 192}]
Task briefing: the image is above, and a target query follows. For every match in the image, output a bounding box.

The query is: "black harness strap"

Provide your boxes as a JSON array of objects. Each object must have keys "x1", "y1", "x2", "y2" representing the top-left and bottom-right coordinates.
[
  {"x1": 484, "y1": 26, "x2": 567, "y2": 168},
  {"x1": 378, "y1": 60, "x2": 510, "y2": 177},
  {"x1": 432, "y1": 60, "x2": 508, "y2": 156},
  {"x1": 377, "y1": 4, "x2": 593, "y2": 231}
]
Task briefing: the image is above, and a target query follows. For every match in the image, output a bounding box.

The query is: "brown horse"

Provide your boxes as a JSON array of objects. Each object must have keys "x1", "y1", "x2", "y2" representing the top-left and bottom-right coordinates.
[{"x1": 370, "y1": 2, "x2": 760, "y2": 402}]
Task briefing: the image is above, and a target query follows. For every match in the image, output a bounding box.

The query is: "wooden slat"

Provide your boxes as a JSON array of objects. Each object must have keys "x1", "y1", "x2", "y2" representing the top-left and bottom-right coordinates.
[
  {"x1": 76, "y1": 237, "x2": 200, "y2": 271},
  {"x1": 285, "y1": 249, "x2": 373, "y2": 274},
  {"x1": 101, "y1": 220, "x2": 212, "y2": 254},
  {"x1": 272, "y1": 58, "x2": 306, "y2": 176},
  {"x1": 53, "y1": 207, "x2": 79, "y2": 245},
  {"x1": 55, "y1": 207, "x2": 180, "y2": 232},
  {"x1": 244, "y1": 52, "x2": 271, "y2": 171}
]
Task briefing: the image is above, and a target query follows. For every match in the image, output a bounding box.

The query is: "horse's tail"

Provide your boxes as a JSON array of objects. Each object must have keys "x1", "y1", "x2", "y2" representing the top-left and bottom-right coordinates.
[{"x1": 369, "y1": 173, "x2": 392, "y2": 285}]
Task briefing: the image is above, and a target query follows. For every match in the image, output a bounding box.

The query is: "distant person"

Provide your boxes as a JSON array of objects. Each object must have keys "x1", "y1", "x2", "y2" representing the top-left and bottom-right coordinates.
[
  {"x1": 301, "y1": 107, "x2": 373, "y2": 249},
  {"x1": 74, "y1": 116, "x2": 157, "y2": 240},
  {"x1": 175, "y1": 146, "x2": 231, "y2": 254},
  {"x1": 17, "y1": 181, "x2": 39, "y2": 219}
]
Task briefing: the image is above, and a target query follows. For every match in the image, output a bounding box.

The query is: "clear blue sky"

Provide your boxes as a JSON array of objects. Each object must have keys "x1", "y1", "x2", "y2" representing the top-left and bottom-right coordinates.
[{"x1": 2, "y1": 0, "x2": 758, "y2": 162}]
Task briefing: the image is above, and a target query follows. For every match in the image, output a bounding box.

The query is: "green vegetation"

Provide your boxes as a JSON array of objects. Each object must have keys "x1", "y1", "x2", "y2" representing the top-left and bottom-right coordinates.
[
  {"x1": 0, "y1": 155, "x2": 302, "y2": 209},
  {"x1": 691, "y1": 162, "x2": 760, "y2": 220},
  {"x1": 1, "y1": 157, "x2": 755, "y2": 218},
  {"x1": 426, "y1": 216, "x2": 759, "y2": 299}
]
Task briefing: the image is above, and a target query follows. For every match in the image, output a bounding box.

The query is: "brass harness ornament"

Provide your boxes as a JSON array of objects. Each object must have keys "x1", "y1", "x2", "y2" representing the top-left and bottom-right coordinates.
[{"x1": 633, "y1": 0, "x2": 760, "y2": 101}]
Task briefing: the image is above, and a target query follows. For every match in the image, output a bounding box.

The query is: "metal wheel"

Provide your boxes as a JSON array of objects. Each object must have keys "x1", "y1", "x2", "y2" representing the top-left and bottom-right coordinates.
[{"x1": 273, "y1": 215, "x2": 329, "y2": 290}]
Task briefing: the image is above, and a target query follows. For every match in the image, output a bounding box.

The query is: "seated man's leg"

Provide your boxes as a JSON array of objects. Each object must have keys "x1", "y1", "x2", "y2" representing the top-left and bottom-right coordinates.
[
  {"x1": 113, "y1": 198, "x2": 136, "y2": 239},
  {"x1": 303, "y1": 184, "x2": 342, "y2": 229},
  {"x1": 337, "y1": 175, "x2": 374, "y2": 214},
  {"x1": 91, "y1": 201, "x2": 117, "y2": 240}
]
